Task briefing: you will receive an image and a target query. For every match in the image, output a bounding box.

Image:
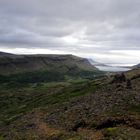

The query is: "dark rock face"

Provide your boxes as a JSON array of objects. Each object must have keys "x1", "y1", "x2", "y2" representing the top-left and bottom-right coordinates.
[
  {"x1": 110, "y1": 73, "x2": 133, "y2": 90},
  {"x1": 111, "y1": 73, "x2": 126, "y2": 83}
]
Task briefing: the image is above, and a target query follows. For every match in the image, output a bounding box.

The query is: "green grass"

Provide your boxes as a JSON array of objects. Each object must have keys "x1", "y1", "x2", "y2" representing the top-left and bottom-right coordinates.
[
  {"x1": 0, "y1": 79, "x2": 101, "y2": 127},
  {"x1": 0, "y1": 68, "x2": 104, "y2": 86},
  {"x1": 103, "y1": 127, "x2": 140, "y2": 140},
  {"x1": 1, "y1": 71, "x2": 140, "y2": 140}
]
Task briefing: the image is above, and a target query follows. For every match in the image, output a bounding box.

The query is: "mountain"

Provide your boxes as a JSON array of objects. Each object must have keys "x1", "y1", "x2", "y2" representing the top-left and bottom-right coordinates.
[
  {"x1": 0, "y1": 51, "x2": 16, "y2": 57},
  {"x1": 0, "y1": 52, "x2": 103, "y2": 84},
  {"x1": 88, "y1": 58, "x2": 131, "y2": 72},
  {"x1": 0, "y1": 52, "x2": 98, "y2": 75},
  {"x1": 132, "y1": 63, "x2": 140, "y2": 69},
  {"x1": 88, "y1": 58, "x2": 107, "y2": 66}
]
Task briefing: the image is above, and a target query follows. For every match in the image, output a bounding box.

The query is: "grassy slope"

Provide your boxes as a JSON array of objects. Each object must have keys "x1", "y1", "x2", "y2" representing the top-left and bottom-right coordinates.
[
  {"x1": 0, "y1": 80, "x2": 94, "y2": 125},
  {"x1": 0, "y1": 68, "x2": 103, "y2": 85},
  {"x1": 0, "y1": 79, "x2": 101, "y2": 139},
  {"x1": 125, "y1": 68, "x2": 140, "y2": 78},
  {"x1": 0, "y1": 54, "x2": 104, "y2": 85},
  {"x1": 0, "y1": 68, "x2": 140, "y2": 140}
]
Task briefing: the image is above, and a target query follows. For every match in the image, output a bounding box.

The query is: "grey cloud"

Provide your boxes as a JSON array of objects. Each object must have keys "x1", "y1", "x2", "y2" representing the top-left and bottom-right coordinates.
[{"x1": 0, "y1": 0, "x2": 140, "y2": 64}]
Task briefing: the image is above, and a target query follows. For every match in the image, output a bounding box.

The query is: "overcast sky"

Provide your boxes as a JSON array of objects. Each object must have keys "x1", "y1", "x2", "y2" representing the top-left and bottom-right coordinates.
[{"x1": 0, "y1": 0, "x2": 140, "y2": 65}]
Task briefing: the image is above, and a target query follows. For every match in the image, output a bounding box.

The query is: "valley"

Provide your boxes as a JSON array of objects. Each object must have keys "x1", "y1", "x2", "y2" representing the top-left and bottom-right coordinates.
[{"x1": 0, "y1": 52, "x2": 140, "y2": 140}]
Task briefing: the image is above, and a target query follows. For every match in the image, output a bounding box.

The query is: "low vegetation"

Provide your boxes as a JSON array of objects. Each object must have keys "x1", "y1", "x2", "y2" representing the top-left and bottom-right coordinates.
[
  {"x1": 0, "y1": 53, "x2": 140, "y2": 139},
  {"x1": 0, "y1": 68, "x2": 140, "y2": 140}
]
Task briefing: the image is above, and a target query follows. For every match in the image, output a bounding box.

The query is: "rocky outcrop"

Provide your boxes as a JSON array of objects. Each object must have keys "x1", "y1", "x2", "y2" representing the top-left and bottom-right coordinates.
[{"x1": 111, "y1": 73, "x2": 126, "y2": 83}]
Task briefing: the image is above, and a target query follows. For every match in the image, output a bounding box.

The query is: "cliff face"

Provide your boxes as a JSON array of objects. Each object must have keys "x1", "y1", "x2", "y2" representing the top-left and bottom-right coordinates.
[{"x1": 0, "y1": 52, "x2": 98, "y2": 75}]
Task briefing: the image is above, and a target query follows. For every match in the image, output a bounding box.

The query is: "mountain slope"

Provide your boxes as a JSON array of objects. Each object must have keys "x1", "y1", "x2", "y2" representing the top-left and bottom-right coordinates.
[
  {"x1": 132, "y1": 63, "x2": 140, "y2": 69},
  {"x1": 0, "y1": 52, "x2": 103, "y2": 84},
  {"x1": 0, "y1": 67, "x2": 140, "y2": 140},
  {"x1": 0, "y1": 51, "x2": 16, "y2": 57},
  {"x1": 0, "y1": 52, "x2": 98, "y2": 75}
]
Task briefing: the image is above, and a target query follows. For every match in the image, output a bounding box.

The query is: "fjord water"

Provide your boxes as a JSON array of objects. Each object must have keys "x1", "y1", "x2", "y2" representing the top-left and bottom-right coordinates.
[{"x1": 96, "y1": 65, "x2": 131, "y2": 72}]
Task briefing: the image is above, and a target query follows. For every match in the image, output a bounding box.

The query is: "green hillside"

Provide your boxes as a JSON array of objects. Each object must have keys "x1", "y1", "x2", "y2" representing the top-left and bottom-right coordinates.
[
  {"x1": 0, "y1": 53, "x2": 104, "y2": 84},
  {"x1": 0, "y1": 68, "x2": 140, "y2": 140},
  {"x1": 0, "y1": 53, "x2": 98, "y2": 75}
]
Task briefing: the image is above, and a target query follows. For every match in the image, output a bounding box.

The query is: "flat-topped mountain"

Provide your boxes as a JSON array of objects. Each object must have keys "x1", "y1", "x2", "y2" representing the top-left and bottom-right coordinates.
[
  {"x1": 0, "y1": 52, "x2": 98, "y2": 75},
  {"x1": 0, "y1": 52, "x2": 103, "y2": 84}
]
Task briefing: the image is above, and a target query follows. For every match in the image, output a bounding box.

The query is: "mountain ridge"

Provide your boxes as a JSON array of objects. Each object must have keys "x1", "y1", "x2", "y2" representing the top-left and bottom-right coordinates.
[
  {"x1": 0, "y1": 52, "x2": 98, "y2": 75},
  {"x1": 0, "y1": 52, "x2": 104, "y2": 84}
]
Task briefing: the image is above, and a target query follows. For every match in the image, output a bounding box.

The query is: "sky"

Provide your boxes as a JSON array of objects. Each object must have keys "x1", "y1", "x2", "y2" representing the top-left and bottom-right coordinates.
[{"x1": 0, "y1": 0, "x2": 140, "y2": 65}]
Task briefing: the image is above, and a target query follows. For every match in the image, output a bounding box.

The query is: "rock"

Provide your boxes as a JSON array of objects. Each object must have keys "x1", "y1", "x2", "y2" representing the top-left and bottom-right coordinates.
[
  {"x1": 126, "y1": 79, "x2": 132, "y2": 89},
  {"x1": 111, "y1": 73, "x2": 126, "y2": 83}
]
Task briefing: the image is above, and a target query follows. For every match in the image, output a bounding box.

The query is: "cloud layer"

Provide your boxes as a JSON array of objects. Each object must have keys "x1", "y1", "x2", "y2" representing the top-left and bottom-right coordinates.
[{"x1": 0, "y1": 0, "x2": 140, "y2": 65}]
